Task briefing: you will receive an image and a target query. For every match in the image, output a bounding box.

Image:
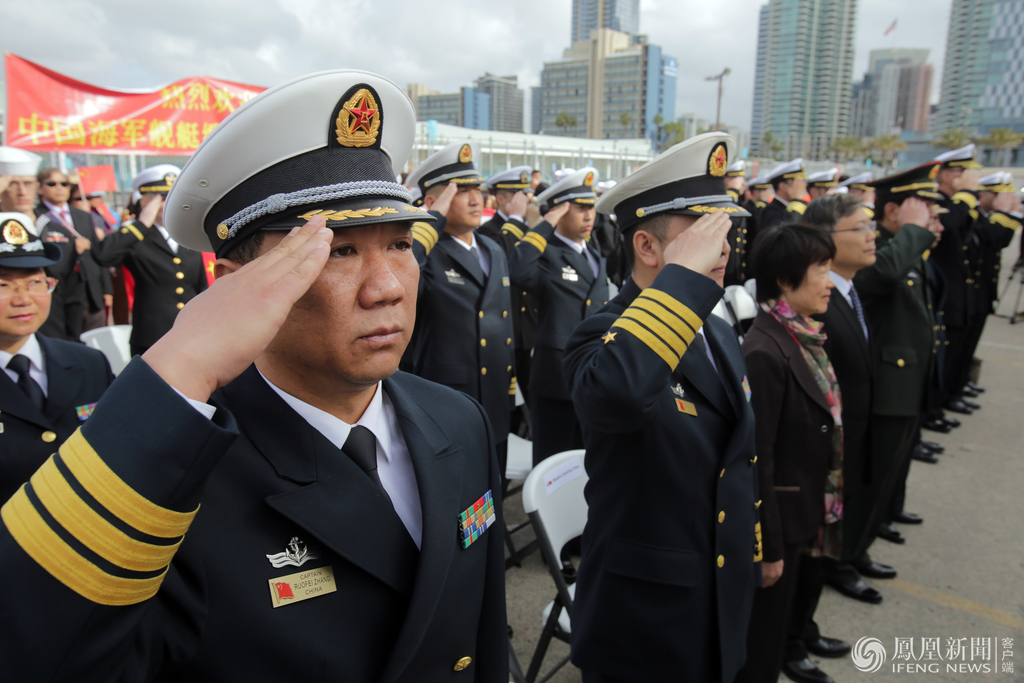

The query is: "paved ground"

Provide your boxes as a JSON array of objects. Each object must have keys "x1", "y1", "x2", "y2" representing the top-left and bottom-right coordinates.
[{"x1": 503, "y1": 232, "x2": 1024, "y2": 682}]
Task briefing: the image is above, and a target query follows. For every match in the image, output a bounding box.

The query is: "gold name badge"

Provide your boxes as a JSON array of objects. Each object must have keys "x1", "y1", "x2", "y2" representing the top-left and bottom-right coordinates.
[
  {"x1": 675, "y1": 398, "x2": 698, "y2": 416},
  {"x1": 268, "y1": 565, "x2": 336, "y2": 608}
]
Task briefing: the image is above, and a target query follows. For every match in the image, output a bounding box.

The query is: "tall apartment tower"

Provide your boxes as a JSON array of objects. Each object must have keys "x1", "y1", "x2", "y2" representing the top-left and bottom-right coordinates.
[
  {"x1": 931, "y1": 0, "x2": 996, "y2": 134},
  {"x1": 978, "y1": 0, "x2": 1024, "y2": 135},
  {"x1": 850, "y1": 49, "x2": 932, "y2": 137},
  {"x1": 750, "y1": 0, "x2": 858, "y2": 160},
  {"x1": 474, "y1": 74, "x2": 524, "y2": 132},
  {"x1": 571, "y1": 0, "x2": 640, "y2": 43}
]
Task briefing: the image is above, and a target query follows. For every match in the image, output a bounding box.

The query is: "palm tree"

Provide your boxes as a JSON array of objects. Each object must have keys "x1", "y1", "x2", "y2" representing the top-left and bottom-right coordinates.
[
  {"x1": 556, "y1": 111, "x2": 571, "y2": 136},
  {"x1": 828, "y1": 136, "x2": 864, "y2": 162},
  {"x1": 868, "y1": 134, "x2": 907, "y2": 169},
  {"x1": 620, "y1": 112, "x2": 632, "y2": 132},
  {"x1": 762, "y1": 132, "x2": 783, "y2": 158},
  {"x1": 662, "y1": 121, "x2": 686, "y2": 148},
  {"x1": 652, "y1": 113, "x2": 664, "y2": 149},
  {"x1": 932, "y1": 128, "x2": 974, "y2": 151},
  {"x1": 978, "y1": 127, "x2": 1024, "y2": 166}
]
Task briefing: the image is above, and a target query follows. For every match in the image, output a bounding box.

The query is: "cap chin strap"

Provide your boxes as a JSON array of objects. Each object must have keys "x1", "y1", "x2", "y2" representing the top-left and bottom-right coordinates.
[
  {"x1": 220, "y1": 180, "x2": 411, "y2": 239},
  {"x1": 637, "y1": 194, "x2": 735, "y2": 217}
]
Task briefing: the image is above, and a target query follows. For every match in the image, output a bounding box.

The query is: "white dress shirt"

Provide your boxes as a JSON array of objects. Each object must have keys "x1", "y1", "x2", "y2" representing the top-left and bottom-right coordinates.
[
  {"x1": 155, "y1": 224, "x2": 180, "y2": 254},
  {"x1": 554, "y1": 231, "x2": 599, "y2": 278},
  {"x1": 42, "y1": 200, "x2": 79, "y2": 236},
  {"x1": 696, "y1": 326, "x2": 718, "y2": 373},
  {"x1": 451, "y1": 232, "x2": 490, "y2": 277},
  {"x1": 0, "y1": 334, "x2": 48, "y2": 396},
  {"x1": 496, "y1": 209, "x2": 524, "y2": 224}
]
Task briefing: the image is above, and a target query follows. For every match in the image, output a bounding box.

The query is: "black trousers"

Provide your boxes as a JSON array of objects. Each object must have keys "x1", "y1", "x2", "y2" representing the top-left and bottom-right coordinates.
[
  {"x1": 854, "y1": 415, "x2": 918, "y2": 560},
  {"x1": 529, "y1": 394, "x2": 583, "y2": 466},
  {"x1": 961, "y1": 312, "x2": 989, "y2": 384},
  {"x1": 785, "y1": 555, "x2": 828, "y2": 662},
  {"x1": 734, "y1": 542, "x2": 803, "y2": 683},
  {"x1": 942, "y1": 324, "x2": 970, "y2": 402},
  {"x1": 495, "y1": 439, "x2": 508, "y2": 486}
]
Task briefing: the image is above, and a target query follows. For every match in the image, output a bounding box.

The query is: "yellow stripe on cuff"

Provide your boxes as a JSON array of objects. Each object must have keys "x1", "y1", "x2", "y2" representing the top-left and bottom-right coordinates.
[
  {"x1": 2, "y1": 487, "x2": 168, "y2": 606},
  {"x1": 123, "y1": 223, "x2": 145, "y2": 241},
  {"x1": 621, "y1": 308, "x2": 688, "y2": 359},
  {"x1": 990, "y1": 213, "x2": 1022, "y2": 230},
  {"x1": 522, "y1": 232, "x2": 547, "y2": 252},
  {"x1": 60, "y1": 430, "x2": 197, "y2": 539},
  {"x1": 611, "y1": 318, "x2": 679, "y2": 368},
  {"x1": 32, "y1": 457, "x2": 181, "y2": 573},
  {"x1": 638, "y1": 289, "x2": 704, "y2": 334},
  {"x1": 502, "y1": 223, "x2": 524, "y2": 240},
  {"x1": 631, "y1": 298, "x2": 698, "y2": 345}
]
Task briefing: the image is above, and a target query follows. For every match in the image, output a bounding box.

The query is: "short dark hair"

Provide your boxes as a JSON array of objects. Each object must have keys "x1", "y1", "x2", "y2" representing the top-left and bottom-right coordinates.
[
  {"x1": 225, "y1": 231, "x2": 267, "y2": 264},
  {"x1": 803, "y1": 194, "x2": 865, "y2": 231},
  {"x1": 750, "y1": 222, "x2": 836, "y2": 303},
  {"x1": 622, "y1": 213, "x2": 673, "y2": 268},
  {"x1": 37, "y1": 167, "x2": 65, "y2": 183}
]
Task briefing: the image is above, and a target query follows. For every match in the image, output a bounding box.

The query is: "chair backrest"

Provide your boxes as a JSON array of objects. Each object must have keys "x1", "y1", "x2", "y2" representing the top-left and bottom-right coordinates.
[
  {"x1": 80, "y1": 325, "x2": 133, "y2": 376},
  {"x1": 743, "y1": 278, "x2": 757, "y2": 302},
  {"x1": 725, "y1": 284, "x2": 759, "y2": 333},
  {"x1": 522, "y1": 449, "x2": 588, "y2": 556},
  {"x1": 505, "y1": 434, "x2": 534, "y2": 481},
  {"x1": 710, "y1": 299, "x2": 734, "y2": 326}
]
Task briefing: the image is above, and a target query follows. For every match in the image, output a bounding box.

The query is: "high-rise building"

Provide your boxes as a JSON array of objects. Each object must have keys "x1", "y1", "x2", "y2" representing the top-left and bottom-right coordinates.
[
  {"x1": 571, "y1": 0, "x2": 640, "y2": 44},
  {"x1": 417, "y1": 88, "x2": 490, "y2": 130},
  {"x1": 678, "y1": 113, "x2": 712, "y2": 140},
  {"x1": 406, "y1": 83, "x2": 440, "y2": 118},
  {"x1": 539, "y1": 29, "x2": 675, "y2": 142},
  {"x1": 530, "y1": 86, "x2": 544, "y2": 133},
  {"x1": 474, "y1": 74, "x2": 524, "y2": 132},
  {"x1": 978, "y1": 1, "x2": 1024, "y2": 136},
  {"x1": 932, "y1": 0, "x2": 996, "y2": 134},
  {"x1": 750, "y1": 0, "x2": 857, "y2": 160}
]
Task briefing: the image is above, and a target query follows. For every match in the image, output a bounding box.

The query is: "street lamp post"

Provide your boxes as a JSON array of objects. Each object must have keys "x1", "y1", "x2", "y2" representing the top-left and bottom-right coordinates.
[{"x1": 705, "y1": 68, "x2": 732, "y2": 131}]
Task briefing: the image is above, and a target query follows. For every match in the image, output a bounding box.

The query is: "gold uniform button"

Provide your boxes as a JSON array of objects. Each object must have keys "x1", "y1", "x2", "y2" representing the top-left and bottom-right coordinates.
[
  {"x1": 478, "y1": 311, "x2": 484, "y2": 319},
  {"x1": 175, "y1": 272, "x2": 184, "y2": 279},
  {"x1": 754, "y1": 499, "x2": 762, "y2": 509},
  {"x1": 586, "y1": 299, "x2": 591, "y2": 306},
  {"x1": 176, "y1": 302, "x2": 185, "y2": 310},
  {"x1": 41, "y1": 431, "x2": 57, "y2": 443},
  {"x1": 906, "y1": 279, "x2": 913, "y2": 286},
  {"x1": 506, "y1": 338, "x2": 512, "y2": 345},
  {"x1": 521, "y1": 307, "x2": 526, "y2": 312},
  {"x1": 480, "y1": 339, "x2": 487, "y2": 347},
  {"x1": 750, "y1": 456, "x2": 757, "y2": 465},
  {"x1": 216, "y1": 223, "x2": 229, "y2": 240},
  {"x1": 717, "y1": 555, "x2": 725, "y2": 568},
  {"x1": 454, "y1": 657, "x2": 472, "y2": 672},
  {"x1": 502, "y1": 311, "x2": 508, "y2": 318},
  {"x1": 718, "y1": 511, "x2": 726, "y2": 523},
  {"x1": 173, "y1": 257, "x2": 182, "y2": 264},
  {"x1": 507, "y1": 365, "x2": 512, "y2": 372},
  {"x1": 176, "y1": 287, "x2": 184, "y2": 295},
  {"x1": 964, "y1": 260, "x2": 970, "y2": 265},
  {"x1": 481, "y1": 368, "x2": 487, "y2": 375},
  {"x1": 897, "y1": 359, "x2": 905, "y2": 367},
  {"x1": 720, "y1": 468, "x2": 725, "y2": 478}
]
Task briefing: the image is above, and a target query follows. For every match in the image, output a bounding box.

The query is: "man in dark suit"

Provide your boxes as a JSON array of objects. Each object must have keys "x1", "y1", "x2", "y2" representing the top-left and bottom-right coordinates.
[
  {"x1": 757, "y1": 158, "x2": 809, "y2": 232},
  {"x1": 0, "y1": 71, "x2": 506, "y2": 682},
  {"x1": 565, "y1": 133, "x2": 760, "y2": 683},
  {"x1": 403, "y1": 140, "x2": 516, "y2": 476},
  {"x1": 35, "y1": 168, "x2": 113, "y2": 334},
  {"x1": 0, "y1": 211, "x2": 114, "y2": 502},
  {"x1": 509, "y1": 168, "x2": 609, "y2": 465},
  {"x1": 92, "y1": 165, "x2": 207, "y2": 356}
]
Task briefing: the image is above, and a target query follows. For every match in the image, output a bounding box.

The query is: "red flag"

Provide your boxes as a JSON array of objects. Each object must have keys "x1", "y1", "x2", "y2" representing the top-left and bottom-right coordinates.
[
  {"x1": 201, "y1": 252, "x2": 217, "y2": 286},
  {"x1": 75, "y1": 165, "x2": 119, "y2": 195},
  {"x1": 883, "y1": 19, "x2": 897, "y2": 36},
  {"x1": 273, "y1": 582, "x2": 294, "y2": 600}
]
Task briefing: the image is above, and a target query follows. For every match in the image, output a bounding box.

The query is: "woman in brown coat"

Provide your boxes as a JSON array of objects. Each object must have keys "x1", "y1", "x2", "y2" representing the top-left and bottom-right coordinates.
[{"x1": 735, "y1": 222, "x2": 843, "y2": 683}]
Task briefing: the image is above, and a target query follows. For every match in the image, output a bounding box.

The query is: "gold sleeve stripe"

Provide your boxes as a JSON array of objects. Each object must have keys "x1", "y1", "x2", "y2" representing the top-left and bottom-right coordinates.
[
  {"x1": 631, "y1": 297, "x2": 698, "y2": 345},
  {"x1": 789, "y1": 202, "x2": 807, "y2": 215},
  {"x1": 2, "y1": 487, "x2": 168, "y2": 606},
  {"x1": 610, "y1": 318, "x2": 678, "y2": 368},
  {"x1": 522, "y1": 231, "x2": 547, "y2": 252},
  {"x1": 412, "y1": 232, "x2": 434, "y2": 252},
  {"x1": 639, "y1": 289, "x2": 704, "y2": 334},
  {"x1": 60, "y1": 431, "x2": 197, "y2": 539},
  {"x1": 621, "y1": 308, "x2": 687, "y2": 359},
  {"x1": 123, "y1": 223, "x2": 145, "y2": 241},
  {"x1": 502, "y1": 223, "x2": 524, "y2": 240},
  {"x1": 952, "y1": 191, "x2": 978, "y2": 209},
  {"x1": 990, "y1": 213, "x2": 1022, "y2": 230},
  {"x1": 509, "y1": 376, "x2": 518, "y2": 395},
  {"x1": 32, "y1": 457, "x2": 181, "y2": 573}
]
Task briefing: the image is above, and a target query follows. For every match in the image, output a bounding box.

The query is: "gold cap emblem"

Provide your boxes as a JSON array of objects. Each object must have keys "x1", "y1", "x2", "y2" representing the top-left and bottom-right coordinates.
[
  {"x1": 164, "y1": 173, "x2": 177, "y2": 188},
  {"x1": 336, "y1": 87, "x2": 381, "y2": 148},
  {"x1": 928, "y1": 164, "x2": 940, "y2": 180},
  {"x1": 459, "y1": 144, "x2": 472, "y2": 164},
  {"x1": 521, "y1": 171, "x2": 529, "y2": 183},
  {"x1": 3, "y1": 220, "x2": 29, "y2": 245},
  {"x1": 709, "y1": 144, "x2": 727, "y2": 177},
  {"x1": 584, "y1": 172, "x2": 594, "y2": 187}
]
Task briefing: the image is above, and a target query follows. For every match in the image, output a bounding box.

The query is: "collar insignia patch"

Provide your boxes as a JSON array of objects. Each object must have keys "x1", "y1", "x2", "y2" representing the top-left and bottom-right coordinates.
[{"x1": 266, "y1": 536, "x2": 320, "y2": 568}]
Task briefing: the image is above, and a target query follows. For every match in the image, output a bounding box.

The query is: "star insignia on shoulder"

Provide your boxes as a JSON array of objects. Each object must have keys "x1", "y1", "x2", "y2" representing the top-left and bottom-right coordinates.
[{"x1": 602, "y1": 331, "x2": 617, "y2": 344}]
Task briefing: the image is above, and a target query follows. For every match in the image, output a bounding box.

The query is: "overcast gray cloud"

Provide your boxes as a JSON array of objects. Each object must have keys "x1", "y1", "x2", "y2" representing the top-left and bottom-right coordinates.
[{"x1": 1, "y1": 0, "x2": 950, "y2": 133}]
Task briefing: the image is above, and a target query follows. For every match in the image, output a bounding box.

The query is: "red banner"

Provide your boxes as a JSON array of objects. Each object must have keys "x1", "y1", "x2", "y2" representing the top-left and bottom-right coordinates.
[
  {"x1": 4, "y1": 53, "x2": 266, "y2": 155},
  {"x1": 75, "y1": 165, "x2": 119, "y2": 195}
]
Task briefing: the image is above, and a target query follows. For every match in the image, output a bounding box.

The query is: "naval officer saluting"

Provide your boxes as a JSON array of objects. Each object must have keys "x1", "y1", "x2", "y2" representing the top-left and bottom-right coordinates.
[
  {"x1": 0, "y1": 70, "x2": 506, "y2": 682},
  {"x1": 758, "y1": 158, "x2": 809, "y2": 231}
]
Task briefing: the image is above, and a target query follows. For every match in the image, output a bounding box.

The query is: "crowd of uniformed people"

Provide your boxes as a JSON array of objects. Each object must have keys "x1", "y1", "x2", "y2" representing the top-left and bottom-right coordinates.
[{"x1": 0, "y1": 68, "x2": 1019, "y2": 683}]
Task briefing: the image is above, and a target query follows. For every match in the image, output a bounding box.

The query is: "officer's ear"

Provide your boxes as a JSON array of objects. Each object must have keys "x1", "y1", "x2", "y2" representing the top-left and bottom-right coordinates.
[
  {"x1": 213, "y1": 259, "x2": 243, "y2": 280},
  {"x1": 632, "y1": 229, "x2": 661, "y2": 269}
]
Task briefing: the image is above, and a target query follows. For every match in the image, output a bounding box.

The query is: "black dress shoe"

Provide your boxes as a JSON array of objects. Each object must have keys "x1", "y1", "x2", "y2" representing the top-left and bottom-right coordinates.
[
  {"x1": 912, "y1": 444, "x2": 939, "y2": 464},
  {"x1": 826, "y1": 576, "x2": 883, "y2": 604},
  {"x1": 924, "y1": 417, "x2": 953, "y2": 433},
  {"x1": 967, "y1": 381, "x2": 986, "y2": 393},
  {"x1": 960, "y1": 386, "x2": 980, "y2": 398},
  {"x1": 921, "y1": 439, "x2": 945, "y2": 454},
  {"x1": 959, "y1": 397, "x2": 981, "y2": 410},
  {"x1": 944, "y1": 399, "x2": 973, "y2": 415},
  {"x1": 894, "y1": 511, "x2": 923, "y2": 524},
  {"x1": 806, "y1": 636, "x2": 852, "y2": 658},
  {"x1": 878, "y1": 523, "x2": 906, "y2": 544},
  {"x1": 942, "y1": 415, "x2": 962, "y2": 428},
  {"x1": 782, "y1": 658, "x2": 835, "y2": 683},
  {"x1": 856, "y1": 560, "x2": 898, "y2": 579}
]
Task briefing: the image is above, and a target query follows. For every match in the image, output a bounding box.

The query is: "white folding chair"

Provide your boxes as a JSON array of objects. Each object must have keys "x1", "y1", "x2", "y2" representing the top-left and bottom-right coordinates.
[
  {"x1": 711, "y1": 299, "x2": 735, "y2": 327},
  {"x1": 504, "y1": 434, "x2": 538, "y2": 568},
  {"x1": 744, "y1": 277, "x2": 757, "y2": 303},
  {"x1": 521, "y1": 449, "x2": 588, "y2": 683},
  {"x1": 724, "y1": 284, "x2": 759, "y2": 336},
  {"x1": 80, "y1": 325, "x2": 133, "y2": 375}
]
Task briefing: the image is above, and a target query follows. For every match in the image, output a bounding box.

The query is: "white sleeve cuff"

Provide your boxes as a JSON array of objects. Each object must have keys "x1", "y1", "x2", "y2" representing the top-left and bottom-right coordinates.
[
  {"x1": 172, "y1": 387, "x2": 217, "y2": 420},
  {"x1": 508, "y1": 214, "x2": 524, "y2": 223}
]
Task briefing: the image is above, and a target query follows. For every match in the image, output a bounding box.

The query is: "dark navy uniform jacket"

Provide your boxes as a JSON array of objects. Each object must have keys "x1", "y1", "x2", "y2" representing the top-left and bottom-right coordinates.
[
  {"x1": 0, "y1": 360, "x2": 507, "y2": 682},
  {"x1": 508, "y1": 221, "x2": 609, "y2": 401},
  {"x1": 408, "y1": 214, "x2": 516, "y2": 441},
  {"x1": 477, "y1": 213, "x2": 539, "y2": 352},
  {"x1": 564, "y1": 265, "x2": 760, "y2": 683},
  {"x1": 92, "y1": 220, "x2": 207, "y2": 352},
  {"x1": 756, "y1": 196, "x2": 807, "y2": 233},
  {"x1": 0, "y1": 335, "x2": 114, "y2": 502}
]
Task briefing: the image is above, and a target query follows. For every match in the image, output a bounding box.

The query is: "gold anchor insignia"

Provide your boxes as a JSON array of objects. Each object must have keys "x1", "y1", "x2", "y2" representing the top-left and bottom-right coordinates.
[
  {"x1": 336, "y1": 87, "x2": 381, "y2": 148},
  {"x1": 164, "y1": 174, "x2": 177, "y2": 188}
]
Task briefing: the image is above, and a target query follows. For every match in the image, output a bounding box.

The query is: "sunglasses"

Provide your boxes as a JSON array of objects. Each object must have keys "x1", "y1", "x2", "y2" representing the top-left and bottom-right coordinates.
[{"x1": 44, "y1": 181, "x2": 71, "y2": 187}]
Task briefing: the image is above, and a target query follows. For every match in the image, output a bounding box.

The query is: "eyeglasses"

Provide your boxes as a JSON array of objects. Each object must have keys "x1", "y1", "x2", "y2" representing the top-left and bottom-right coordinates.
[
  {"x1": 833, "y1": 224, "x2": 876, "y2": 236},
  {"x1": 0, "y1": 277, "x2": 58, "y2": 299},
  {"x1": 43, "y1": 181, "x2": 71, "y2": 187}
]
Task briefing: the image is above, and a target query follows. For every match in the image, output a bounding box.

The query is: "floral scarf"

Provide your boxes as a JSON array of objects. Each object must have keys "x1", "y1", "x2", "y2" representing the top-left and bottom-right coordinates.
[{"x1": 763, "y1": 299, "x2": 845, "y2": 559}]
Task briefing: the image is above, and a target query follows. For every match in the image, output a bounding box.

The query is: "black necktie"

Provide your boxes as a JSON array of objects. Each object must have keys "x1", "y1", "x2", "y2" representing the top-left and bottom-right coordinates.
[
  {"x1": 466, "y1": 245, "x2": 487, "y2": 280},
  {"x1": 7, "y1": 354, "x2": 45, "y2": 411},
  {"x1": 341, "y1": 426, "x2": 391, "y2": 501},
  {"x1": 848, "y1": 286, "x2": 869, "y2": 341}
]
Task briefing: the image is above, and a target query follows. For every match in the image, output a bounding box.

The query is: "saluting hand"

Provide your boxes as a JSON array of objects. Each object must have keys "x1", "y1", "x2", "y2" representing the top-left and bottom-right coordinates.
[
  {"x1": 138, "y1": 194, "x2": 163, "y2": 228},
  {"x1": 543, "y1": 201, "x2": 571, "y2": 226},
  {"x1": 142, "y1": 216, "x2": 333, "y2": 404},
  {"x1": 506, "y1": 191, "x2": 529, "y2": 218},
  {"x1": 898, "y1": 196, "x2": 931, "y2": 229},
  {"x1": 993, "y1": 191, "x2": 1017, "y2": 213},
  {"x1": 0, "y1": 175, "x2": 11, "y2": 195},
  {"x1": 662, "y1": 210, "x2": 732, "y2": 278},
  {"x1": 425, "y1": 182, "x2": 458, "y2": 217}
]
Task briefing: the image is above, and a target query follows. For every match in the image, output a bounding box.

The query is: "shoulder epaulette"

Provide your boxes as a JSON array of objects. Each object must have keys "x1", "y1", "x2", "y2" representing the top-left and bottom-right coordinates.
[
  {"x1": 521, "y1": 230, "x2": 547, "y2": 253},
  {"x1": 952, "y1": 191, "x2": 978, "y2": 209},
  {"x1": 121, "y1": 220, "x2": 145, "y2": 241},
  {"x1": 501, "y1": 222, "x2": 524, "y2": 240},
  {"x1": 789, "y1": 200, "x2": 807, "y2": 215},
  {"x1": 990, "y1": 212, "x2": 1022, "y2": 230}
]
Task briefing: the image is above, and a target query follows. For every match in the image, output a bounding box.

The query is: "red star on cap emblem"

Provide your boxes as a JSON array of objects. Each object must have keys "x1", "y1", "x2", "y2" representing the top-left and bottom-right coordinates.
[{"x1": 347, "y1": 95, "x2": 378, "y2": 134}]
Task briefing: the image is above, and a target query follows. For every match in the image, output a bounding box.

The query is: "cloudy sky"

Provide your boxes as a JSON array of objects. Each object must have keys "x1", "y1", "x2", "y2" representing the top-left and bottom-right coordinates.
[{"x1": 1, "y1": 0, "x2": 951, "y2": 131}]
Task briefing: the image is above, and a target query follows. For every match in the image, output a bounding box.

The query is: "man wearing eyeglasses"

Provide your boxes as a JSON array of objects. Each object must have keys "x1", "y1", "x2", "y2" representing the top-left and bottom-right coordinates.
[{"x1": 0, "y1": 212, "x2": 114, "y2": 502}]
